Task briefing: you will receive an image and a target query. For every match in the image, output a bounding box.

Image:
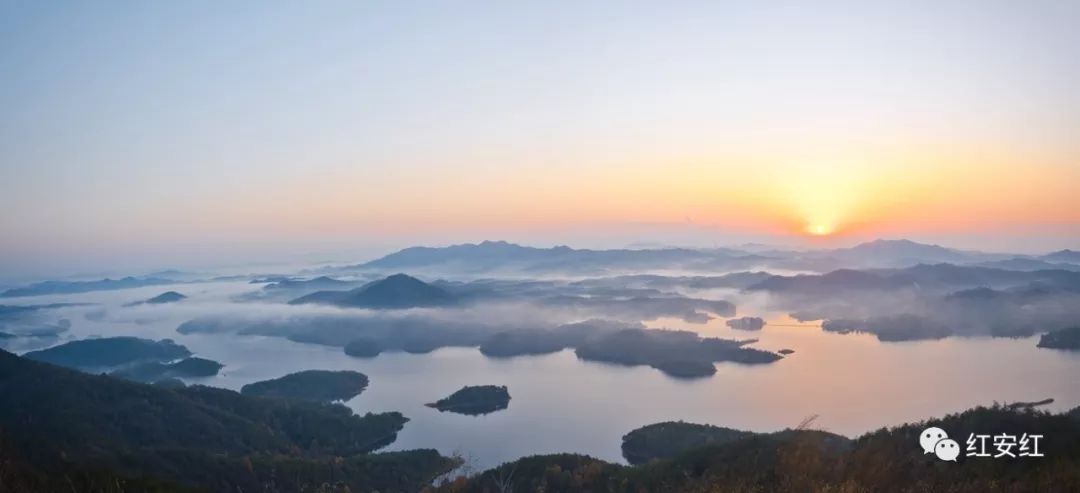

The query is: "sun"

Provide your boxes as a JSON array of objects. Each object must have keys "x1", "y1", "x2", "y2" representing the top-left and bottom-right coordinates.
[{"x1": 807, "y1": 223, "x2": 833, "y2": 236}]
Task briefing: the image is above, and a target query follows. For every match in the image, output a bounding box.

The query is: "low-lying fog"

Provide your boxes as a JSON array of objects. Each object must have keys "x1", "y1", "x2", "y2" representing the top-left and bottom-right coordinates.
[{"x1": 3, "y1": 243, "x2": 1080, "y2": 469}]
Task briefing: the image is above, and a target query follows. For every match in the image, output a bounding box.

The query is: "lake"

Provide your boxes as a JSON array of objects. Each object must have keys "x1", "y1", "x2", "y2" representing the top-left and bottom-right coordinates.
[{"x1": 7, "y1": 280, "x2": 1080, "y2": 470}]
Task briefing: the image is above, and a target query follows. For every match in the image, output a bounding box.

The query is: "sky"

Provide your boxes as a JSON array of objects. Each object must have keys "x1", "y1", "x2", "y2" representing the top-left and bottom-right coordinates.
[{"x1": 1, "y1": 1, "x2": 1079, "y2": 278}]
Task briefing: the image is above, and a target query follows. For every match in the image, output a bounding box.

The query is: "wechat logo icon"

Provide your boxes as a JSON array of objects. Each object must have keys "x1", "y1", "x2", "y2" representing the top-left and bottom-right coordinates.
[{"x1": 920, "y1": 427, "x2": 959, "y2": 461}]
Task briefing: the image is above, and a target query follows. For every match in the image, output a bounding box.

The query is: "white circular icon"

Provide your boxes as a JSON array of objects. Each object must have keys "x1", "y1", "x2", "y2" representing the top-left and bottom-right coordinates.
[
  {"x1": 935, "y1": 438, "x2": 960, "y2": 461},
  {"x1": 920, "y1": 427, "x2": 948, "y2": 454}
]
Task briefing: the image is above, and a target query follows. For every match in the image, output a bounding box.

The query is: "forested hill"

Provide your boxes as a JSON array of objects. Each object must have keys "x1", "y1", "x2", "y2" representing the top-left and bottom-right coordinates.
[
  {"x1": 433, "y1": 405, "x2": 1080, "y2": 493},
  {"x1": 0, "y1": 349, "x2": 457, "y2": 492}
]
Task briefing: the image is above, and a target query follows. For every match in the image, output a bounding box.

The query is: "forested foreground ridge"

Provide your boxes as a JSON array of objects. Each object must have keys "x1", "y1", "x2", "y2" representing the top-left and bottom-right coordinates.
[
  {"x1": 432, "y1": 406, "x2": 1080, "y2": 493},
  {"x1": 0, "y1": 349, "x2": 458, "y2": 492},
  {"x1": 2, "y1": 346, "x2": 1079, "y2": 492}
]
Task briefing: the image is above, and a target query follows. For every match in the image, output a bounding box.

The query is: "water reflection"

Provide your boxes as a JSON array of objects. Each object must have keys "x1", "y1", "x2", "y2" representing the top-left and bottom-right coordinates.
[
  {"x1": 179, "y1": 313, "x2": 1080, "y2": 470},
  {"x1": 6, "y1": 283, "x2": 1080, "y2": 470}
]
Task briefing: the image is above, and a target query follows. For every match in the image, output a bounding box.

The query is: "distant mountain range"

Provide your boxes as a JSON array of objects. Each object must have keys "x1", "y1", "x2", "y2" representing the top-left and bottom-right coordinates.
[
  {"x1": 353, "y1": 240, "x2": 762, "y2": 275},
  {"x1": 264, "y1": 276, "x2": 355, "y2": 291},
  {"x1": 340, "y1": 239, "x2": 1077, "y2": 276},
  {"x1": 0, "y1": 276, "x2": 175, "y2": 298},
  {"x1": 2, "y1": 240, "x2": 1077, "y2": 298},
  {"x1": 1044, "y1": 249, "x2": 1080, "y2": 263},
  {"x1": 747, "y1": 263, "x2": 1080, "y2": 294}
]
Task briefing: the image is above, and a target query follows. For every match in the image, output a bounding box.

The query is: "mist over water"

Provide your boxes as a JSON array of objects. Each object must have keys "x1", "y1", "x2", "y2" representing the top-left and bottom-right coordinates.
[
  {"x1": 3, "y1": 3, "x2": 1078, "y2": 489},
  {"x1": 6, "y1": 272, "x2": 1077, "y2": 470}
]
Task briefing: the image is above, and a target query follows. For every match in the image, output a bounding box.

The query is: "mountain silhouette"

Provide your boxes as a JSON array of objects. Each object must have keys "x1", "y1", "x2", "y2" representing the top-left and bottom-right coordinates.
[
  {"x1": 827, "y1": 239, "x2": 971, "y2": 265},
  {"x1": 347, "y1": 239, "x2": 1008, "y2": 275},
  {"x1": 290, "y1": 273, "x2": 456, "y2": 309},
  {"x1": 1043, "y1": 249, "x2": 1080, "y2": 264},
  {"x1": 1, "y1": 276, "x2": 174, "y2": 298}
]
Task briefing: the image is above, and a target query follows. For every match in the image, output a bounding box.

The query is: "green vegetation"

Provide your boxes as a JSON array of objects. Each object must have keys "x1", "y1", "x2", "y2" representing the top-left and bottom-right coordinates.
[
  {"x1": 111, "y1": 356, "x2": 224, "y2": 383},
  {"x1": 0, "y1": 349, "x2": 455, "y2": 492},
  {"x1": 622, "y1": 422, "x2": 757, "y2": 464},
  {"x1": 477, "y1": 321, "x2": 630, "y2": 358},
  {"x1": 22, "y1": 336, "x2": 192, "y2": 369},
  {"x1": 152, "y1": 377, "x2": 187, "y2": 389},
  {"x1": 1038, "y1": 326, "x2": 1080, "y2": 350},
  {"x1": 622, "y1": 421, "x2": 851, "y2": 465},
  {"x1": 241, "y1": 369, "x2": 369, "y2": 402},
  {"x1": 427, "y1": 385, "x2": 511, "y2": 415},
  {"x1": 574, "y1": 329, "x2": 781, "y2": 378},
  {"x1": 479, "y1": 330, "x2": 575, "y2": 357},
  {"x1": 435, "y1": 405, "x2": 1080, "y2": 492}
]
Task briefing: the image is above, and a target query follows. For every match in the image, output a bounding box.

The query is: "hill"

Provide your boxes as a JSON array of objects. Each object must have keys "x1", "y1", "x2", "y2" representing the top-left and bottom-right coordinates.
[
  {"x1": 1043, "y1": 249, "x2": 1080, "y2": 263},
  {"x1": 0, "y1": 276, "x2": 174, "y2": 298},
  {"x1": 829, "y1": 239, "x2": 973, "y2": 266},
  {"x1": 622, "y1": 422, "x2": 756, "y2": 464},
  {"x1": 347, "y1": 239, "x2": 1035, "y2": 277},
  {"x1": 263, "y1": 275, "x2": 353, "y2": 291},
  {"x1": 124, "y1": 290, "x2": 188, "y2": 306},
  {"x1": 23, "y1": 336, "x2": 192, "y2": 369},
  {"x1": 435, "y1": 405, "x2": 1080, "y2": 493},
  {"x1": 291, "y1": 273, "x2": 457, "y2": 308},
  {"x1": 352, "y1": 240, "x2": 760, "y2": 274},
  {"x1": 748, "y1": 263, "x2": 1080, "y2": 294},
  {"x1": 146, "y1": 291, "x2": 186, "y2": 303},
  {"x1": 0, "y1": 349, "x2": 454, "y2": 492}
]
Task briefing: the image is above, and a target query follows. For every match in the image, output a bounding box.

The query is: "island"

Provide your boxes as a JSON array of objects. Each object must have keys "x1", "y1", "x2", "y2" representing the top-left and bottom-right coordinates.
[
  {"x1": 6, "y1": 324, "x2": 69, "y2": 338},
  {"x1": 682, "y1": 311, "x2": 713, "y2": 324},
  {"x1": 127, "y1": 291, "x2": 187, "y2": 306},
  {"x1": 1037, "y1": 327, "x2": 1080, "y2": 350},
  {"x1": 111, "y1": 357, "x2": 224, "y2": 383},
  {"x1": 426, "y1": 385, "x2": 511, "y2": 415},
  {"x1": 574, "y1": 329, "x2": 782, "y2": 379},
  {"x1": 726, "y1": 316, "x2": 765, "y2": 331},
  {"x1": 821, "y1": 315, "x2": 951, "y2": 342},
  {"x1": 778, "y1": 348, "x2": 795, "y2": 355},
  {"x1": 479, "y1": 330, "x2": 571, "y2": 357},
  {"x1": 264, "y1": 276, "x2": 352, "y2": 291},
  {"x1": 241, "y1": 370, "x2": 369, "y2": 402},
  {"x1": 0, "y1": 304, "x2": 74, "y2": 338},
  {"x1": 478, "y1": 320, "x2": 639, "y2": 358},
  {"x1": 22, "y1": 336, "x2": 192, "y2": 370},
  {"x1": 651, "y1": 360, "x2": 718, "y2": 378},
  {"x1": 344, "y1": 338, "x2": 383, "y2": 358}
]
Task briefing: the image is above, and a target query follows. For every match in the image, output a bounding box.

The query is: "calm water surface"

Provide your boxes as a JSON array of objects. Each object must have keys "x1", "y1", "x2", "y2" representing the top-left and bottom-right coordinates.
[{"x1": 9, "y1": 282, "x2": 1080, "y2": 470}]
